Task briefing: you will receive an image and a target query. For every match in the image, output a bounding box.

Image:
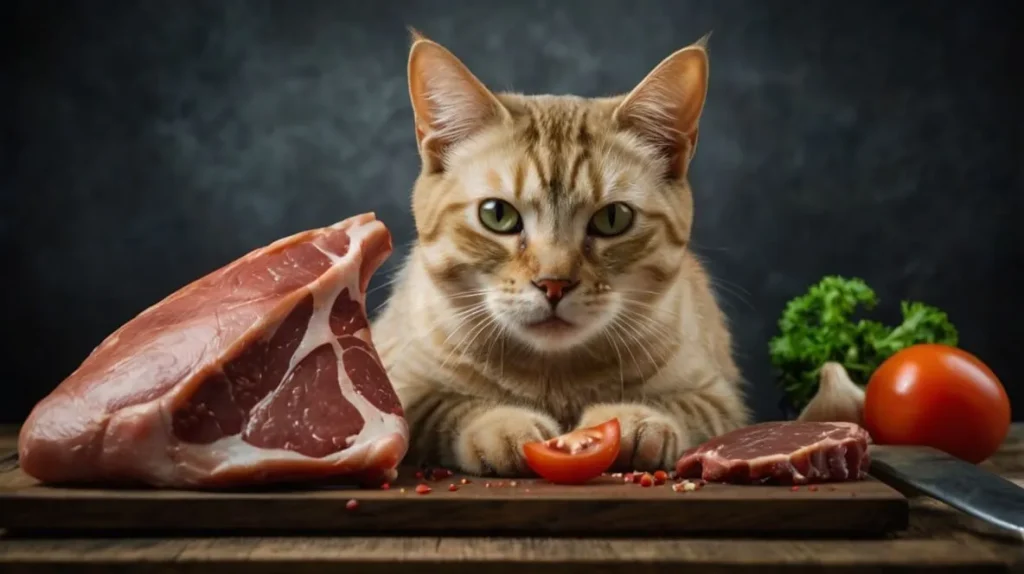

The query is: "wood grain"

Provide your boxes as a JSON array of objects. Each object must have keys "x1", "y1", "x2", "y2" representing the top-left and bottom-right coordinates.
[
  {"x1": 0, "y1": 463, "x2": 907, "y2": 535},
  {"x1": 0, "y1": 531, "x2": 1019, "y2": 574}
]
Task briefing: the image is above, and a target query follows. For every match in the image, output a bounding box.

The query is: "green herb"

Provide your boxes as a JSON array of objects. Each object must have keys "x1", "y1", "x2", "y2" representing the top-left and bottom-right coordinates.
[{"x1": 768, "y1": 276, "x2": 958, "y2": 411}]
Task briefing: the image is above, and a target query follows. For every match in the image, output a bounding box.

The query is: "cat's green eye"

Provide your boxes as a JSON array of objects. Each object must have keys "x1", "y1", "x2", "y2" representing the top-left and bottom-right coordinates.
[
  {"x1": 588, "y1": 203, "x2": 635, "y2": 237},
  {"x1": 478, "y1": 199, "x2": 522, "y2": 234}
]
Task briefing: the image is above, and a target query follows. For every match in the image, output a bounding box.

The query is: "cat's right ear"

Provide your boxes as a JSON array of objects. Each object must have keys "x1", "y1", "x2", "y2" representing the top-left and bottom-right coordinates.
[{"x1": 407, "y1": 30, "x2": 509, "y2": 173}]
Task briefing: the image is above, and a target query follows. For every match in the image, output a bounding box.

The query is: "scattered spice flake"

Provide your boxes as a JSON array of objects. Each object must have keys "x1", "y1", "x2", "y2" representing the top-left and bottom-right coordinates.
[
  {"x1": 400, "y1": 488, "x2": 407, "y2": 494},
  {"x1": 623, "y1": 472, "x2": 634, "y2": 483},
  {"x1": 460, "y1": 478, "x2": 472, "y2": 485},
  {"x1": 496, "y1": 481, "x2": 504, "y2": 487},
  {"x1": 346, "y1": 499, "x2": 359, "y2": 510},
  {"x1": 509, "y1": 481, "x2": 518, "y2": 487},
  {"x1": 790, "y1": 486, "x2": 800, "y2": 492},
  {"x1": 432, "y1": 468, "x2": 453, "y2": 481},
  {"x1": 653, "y1": 470, "x2": 668, "y2": 485},
  {"x1": 415, "y1": 484, "x2": 432, "y2": 495},
  {"x1": 639, "y1": 473, "x2": 654, "y2": 487},
  {"x1": 809, "y1": 485, "x2": 819, "y2": 492},
  {"x1": 448, "y1": 484, "x2": 459, "y2": 492},
  {"x1": 380, "y1": 482, "x2": 391, "y2": 490},
  {"x1": 414, "y1": 471, "x2": 424, "y2": 480},
  {"x1": 671, "y1": 481, "x2": 699, "y2": 493},
  {"x1": 485, "y1": 482, "x2": 492, "y2": 488},
  {"x1": 524, "y1": 488, "x2": 531, "y2": 493}
]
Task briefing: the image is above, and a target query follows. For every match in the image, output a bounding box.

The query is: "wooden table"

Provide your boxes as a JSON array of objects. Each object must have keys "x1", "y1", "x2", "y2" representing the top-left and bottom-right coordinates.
[{"x1": 1, "y1": 424, "x2": 1023, "y2": 573}]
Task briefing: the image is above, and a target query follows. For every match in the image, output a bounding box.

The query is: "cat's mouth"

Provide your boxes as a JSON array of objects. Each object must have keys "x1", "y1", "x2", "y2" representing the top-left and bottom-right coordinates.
[{"x1": 524, "y1": 316, "x2": 575, "y2": 333}]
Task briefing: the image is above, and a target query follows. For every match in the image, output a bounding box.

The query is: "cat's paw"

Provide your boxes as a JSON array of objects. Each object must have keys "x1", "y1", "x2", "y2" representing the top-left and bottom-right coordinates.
[
  {"x1": 454, "y1": 406, "x2": 560, "y2": 477},
  {"x1": 577, "y1": 403, "x2": 689, "y2": 472}
]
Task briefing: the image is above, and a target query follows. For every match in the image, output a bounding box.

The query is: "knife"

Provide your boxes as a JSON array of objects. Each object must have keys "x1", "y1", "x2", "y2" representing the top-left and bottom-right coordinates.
[{"x1": 869, "y1": 444, "x2": 1024, "y2": 538}]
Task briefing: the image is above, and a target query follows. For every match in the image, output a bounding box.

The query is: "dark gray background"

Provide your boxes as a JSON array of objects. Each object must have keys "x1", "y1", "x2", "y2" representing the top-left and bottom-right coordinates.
[{"x1": 4, "y1": 0, "x2": 1022, "y2": 424}]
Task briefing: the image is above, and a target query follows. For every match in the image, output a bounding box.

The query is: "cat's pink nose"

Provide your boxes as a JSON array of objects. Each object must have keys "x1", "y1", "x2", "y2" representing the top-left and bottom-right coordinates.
[{"x1": 532, "y1": 278, "x2": 580, "y2": 305}]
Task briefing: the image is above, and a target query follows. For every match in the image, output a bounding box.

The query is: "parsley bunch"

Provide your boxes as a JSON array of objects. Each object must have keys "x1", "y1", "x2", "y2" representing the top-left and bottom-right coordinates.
[{"x1": 768, "y1": 276, "x2": 959, "y2": 411}]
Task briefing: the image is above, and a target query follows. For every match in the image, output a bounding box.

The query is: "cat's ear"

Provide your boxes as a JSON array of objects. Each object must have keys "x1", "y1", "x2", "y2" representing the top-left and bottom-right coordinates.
[
  {"x1": 407, "y1": 30, "x2": 510, "y2": 172},
  {"x1": 613, "y1": 34, "x2": 710, "y2": 179}
]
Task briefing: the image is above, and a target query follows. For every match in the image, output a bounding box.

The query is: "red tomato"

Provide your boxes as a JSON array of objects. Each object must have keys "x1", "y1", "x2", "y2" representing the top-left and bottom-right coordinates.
[
  {"x1": 864, "y1": 344, "x2": 1010, "y2": 464},
  {"x1": 523, "y1": 418, "x2": 621, "y2": 484}
]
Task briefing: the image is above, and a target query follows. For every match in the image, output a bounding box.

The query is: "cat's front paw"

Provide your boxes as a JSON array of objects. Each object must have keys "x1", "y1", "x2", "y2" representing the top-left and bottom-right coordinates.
[
  {"x1": 577, "y1": 404, "x2": 689, "y2": 472},
  {"x1": 454, "y1": 406, "x2": 560, "y2": 477}
]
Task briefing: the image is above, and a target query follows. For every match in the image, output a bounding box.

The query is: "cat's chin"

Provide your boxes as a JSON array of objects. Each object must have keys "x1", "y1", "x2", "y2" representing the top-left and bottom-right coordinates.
[{"x1": 514, "y1": 317, "x2": 595, "y2": 353}]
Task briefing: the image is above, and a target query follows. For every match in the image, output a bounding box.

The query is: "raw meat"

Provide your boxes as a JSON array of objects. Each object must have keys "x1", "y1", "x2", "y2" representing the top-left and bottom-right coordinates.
[
  {"x1": 674, "y1": 421, "x2": 870, "y2": 485},
  {"x1": 18, "y1": 212, "x2": 408, "y2": 488}
]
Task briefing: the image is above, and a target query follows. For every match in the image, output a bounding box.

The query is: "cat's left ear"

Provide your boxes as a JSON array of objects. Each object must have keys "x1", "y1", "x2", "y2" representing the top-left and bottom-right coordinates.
[{"x1": 612, "y1": 34, "x2": 710, "y2": 180}]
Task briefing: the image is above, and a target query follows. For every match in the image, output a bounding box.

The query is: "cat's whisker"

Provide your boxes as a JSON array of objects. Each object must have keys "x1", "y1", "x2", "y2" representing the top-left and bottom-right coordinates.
[
  {"x1": 365, "y1": 277, "x2": 402, "y2": 298},
  {"x1": 444, "y1": 314, "x2": 499, "y2": 372},
  {"x1": 437, "y1": 305, "x2": 492, "y2": 352},
  {"x1": 482, "y1": 318, "x2": 508, "y2": 375},
  {"x1": 606, "y1": 319, "x2": 646, "y2": 387},
  {"x1": 707, "y1": 278, "x2": 756, "y2": 312},
  {"x1": 616, "y1": 306, "x2": 678, "y2": 340},
  {"x1": 599, "y1": 328, "x2": 626, "y2": 401},
  {"x1": 610, "y1": 314, "x2": 661, "y2": 373},
  {"x1": 383, "y1": 303, "x2": 489, "y2": 362},
  {"x1": 620, "y1": 298, "x2": 685, "y2": 321}
]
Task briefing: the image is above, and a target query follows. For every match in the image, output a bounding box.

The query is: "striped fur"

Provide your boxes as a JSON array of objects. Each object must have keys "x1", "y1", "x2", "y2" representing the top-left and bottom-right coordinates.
[{"x1": 372, "y1": 32, "x2": 750, "y2": 475}]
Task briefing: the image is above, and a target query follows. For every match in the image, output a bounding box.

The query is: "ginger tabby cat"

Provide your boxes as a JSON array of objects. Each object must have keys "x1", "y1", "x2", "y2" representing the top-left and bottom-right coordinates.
[{"x1": 372, "y1": 31, "x2": 751, "y2": 476}]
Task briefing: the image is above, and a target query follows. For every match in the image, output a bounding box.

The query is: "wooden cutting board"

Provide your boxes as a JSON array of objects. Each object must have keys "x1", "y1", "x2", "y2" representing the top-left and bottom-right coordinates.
[{"x1": 0, "y1": 452, "x2": 907, "y2": 536}]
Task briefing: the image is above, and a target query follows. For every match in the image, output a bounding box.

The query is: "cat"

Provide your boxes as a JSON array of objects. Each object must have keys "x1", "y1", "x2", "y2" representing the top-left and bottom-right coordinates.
[{"x1": 371, "y1": 30, "x2": 751, "y2": 476}]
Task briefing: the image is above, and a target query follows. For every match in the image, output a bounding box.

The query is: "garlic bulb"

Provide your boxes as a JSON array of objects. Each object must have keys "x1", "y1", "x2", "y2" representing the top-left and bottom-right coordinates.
[{"x1": 797, "y1": 362, "x2": 866, "y2": 425}]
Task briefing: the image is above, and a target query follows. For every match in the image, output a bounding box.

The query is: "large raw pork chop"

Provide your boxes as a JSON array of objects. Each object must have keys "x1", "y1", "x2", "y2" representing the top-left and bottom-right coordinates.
[{"x1": 19, "y1": 212, "x2": 408, "y2": 488}]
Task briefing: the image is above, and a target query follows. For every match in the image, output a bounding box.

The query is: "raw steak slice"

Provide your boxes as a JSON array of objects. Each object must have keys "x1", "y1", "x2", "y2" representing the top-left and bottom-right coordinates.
[
  {"x1": 674, "y1": 421, "x2": 870, "y2": 485},
  {"x1": 18, "y1": 212, "x2": 408, "y2": 488}
]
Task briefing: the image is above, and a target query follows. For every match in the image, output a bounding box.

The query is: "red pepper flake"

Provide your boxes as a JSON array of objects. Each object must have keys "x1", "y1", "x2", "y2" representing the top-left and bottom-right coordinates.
[
  {"x1": 432, "y1": 468, "x2": 453, "y2": 480},
  {"x1": 448, "y1": 483, "x2": 459, "y2": 492},
  {"x1": 380, "y1": 482, "x2": 391, "y2": 490},
  {"x1": 415, "y1": 484, "x2": 432, "y2": 495},
  {"x1": 345, "y1": 499, "x2": 359, "y2": 510},
  {"x1": 790, "y1": 486, "x2": 800, "y2": 492},
  {"x1": 653, "y1": 470, "x2": 668, "y2": 485},
  {"x1": 639, "y1": 473, "x2": 654, "y2": 487},
  {"x1": 460, "y1": 478, "x2": 471, "y2": 485},
  {"x1": 809, "y1": 485, "x2": 818, "y2": 492}
]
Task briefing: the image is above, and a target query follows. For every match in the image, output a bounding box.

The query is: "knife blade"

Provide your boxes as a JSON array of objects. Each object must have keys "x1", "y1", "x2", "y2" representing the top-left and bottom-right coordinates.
[{"x1": 869, "y1": 444, "x2": 1024, "y2": 537}]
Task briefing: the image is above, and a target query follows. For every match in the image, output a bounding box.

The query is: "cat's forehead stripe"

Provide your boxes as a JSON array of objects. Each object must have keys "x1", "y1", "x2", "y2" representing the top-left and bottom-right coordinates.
[{"x1": 514, "y1": 103, "x2": 606, "y2": 208}]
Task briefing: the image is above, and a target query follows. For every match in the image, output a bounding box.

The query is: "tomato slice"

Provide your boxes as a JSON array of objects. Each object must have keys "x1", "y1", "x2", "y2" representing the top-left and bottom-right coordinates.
[{"x1": 523, "y1": 418, "x2": 621, "y2": 484}]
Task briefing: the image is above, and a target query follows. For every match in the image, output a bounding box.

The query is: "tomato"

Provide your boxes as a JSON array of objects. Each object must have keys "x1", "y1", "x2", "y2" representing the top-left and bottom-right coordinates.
[
  {"x1": 523, "y1": 418, "x2": 621, "y2": 484},
  {"x1": 864, "y1": 344, "x2": 1010, "y2": 464}
]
